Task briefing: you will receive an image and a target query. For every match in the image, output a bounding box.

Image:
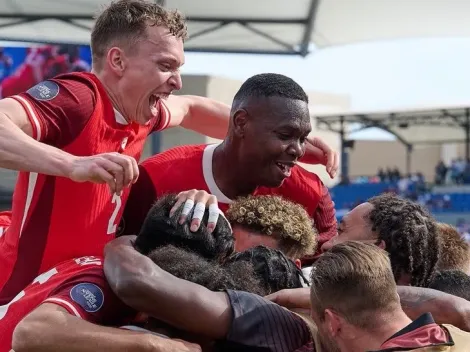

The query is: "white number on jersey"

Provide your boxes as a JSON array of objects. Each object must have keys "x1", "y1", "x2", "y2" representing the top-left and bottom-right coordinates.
[
  {"x1": 107, "y1": 194, "x2": 122, "y2": 235},
  {"x1": 0, "y1": 267, "x2": 58, "y2": 320}
]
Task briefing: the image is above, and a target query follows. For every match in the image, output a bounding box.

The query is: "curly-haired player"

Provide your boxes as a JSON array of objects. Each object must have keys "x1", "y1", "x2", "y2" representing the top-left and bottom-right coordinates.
[
  {"x1": 322, "y1": 193, "x2": 440, "y2": 287},
  {"x1": 226, "y1": 195, "x2": 317, "y2": 263}
]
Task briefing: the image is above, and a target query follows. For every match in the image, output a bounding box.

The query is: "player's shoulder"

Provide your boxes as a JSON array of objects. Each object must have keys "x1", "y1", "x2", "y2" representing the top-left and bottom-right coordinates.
[
  {"x1": 24, "y1": 72, "x2": 97, "y2": 103},
  {"x1": 141, "y1": 144, "x2": 207, "y2": 168},
  {"x1": 287, "y1": 165, "x2": 323, "y2": 189}
]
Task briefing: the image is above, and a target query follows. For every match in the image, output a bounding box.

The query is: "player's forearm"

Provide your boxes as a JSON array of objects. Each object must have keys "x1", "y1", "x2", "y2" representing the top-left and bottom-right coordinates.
[
  {"x1": 104, "y1": 236, "x2": 232, "y2": 339},
  {"x1": 397, "y1": 286, "x2": 470, "y2": 331},
  {"x1": 0, "y1": 113, "x2": 73, "y2": 176},
  {"x1": 300, "y1": 141, "x2": 325, "y2": 165},
  {"x1": 12, "y1": 306, "x2": 161, "y2": 352},
  {"x1": 179, "y1": 95, "x2": 231, "y2": 140}
]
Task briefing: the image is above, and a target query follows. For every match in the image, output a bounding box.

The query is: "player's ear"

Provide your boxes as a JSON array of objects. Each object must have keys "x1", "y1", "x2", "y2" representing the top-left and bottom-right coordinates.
[
  {"x1": 232, "y1": 109, "x2": 248, "y2": 138},
  {"x1": 107, "y1": 47, "x2": 126, "y2": 77}
]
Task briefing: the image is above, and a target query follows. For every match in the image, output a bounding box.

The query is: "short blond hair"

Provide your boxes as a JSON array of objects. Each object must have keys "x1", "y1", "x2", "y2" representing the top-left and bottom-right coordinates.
[
  {"x1": 437, "y1": 222, "x2": 470, "y2": 272},
  {"x1": 226, "y1": 195, "x2": 317, "y2": 259},
  {"x1": 91, "y1": 0, "x2": 187, "y2": 69},
  {"x1": 310, "y1": 241, "x2": 399, "y2": 329}
]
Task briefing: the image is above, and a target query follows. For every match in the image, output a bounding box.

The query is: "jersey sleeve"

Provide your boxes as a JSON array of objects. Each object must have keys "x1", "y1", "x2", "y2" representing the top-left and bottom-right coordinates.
[
  {"x1": 224, "y1": 290, "x2": 312, "y2": 352},
  {"x1": 313, "y1": 184, "x2": 337, "y2": 252},
  {"x1": 43, "y1": 266, "x2": 135, "y2": 325},
  {"x1": 10, "y1": 76, "x2": 95, "y2": 147},
  {"x1": 120, "y1": 165, "x2": 158, "y2": 236},
  {"x1": 152, "y1": 100, "x2": 171, "y2": 132}
]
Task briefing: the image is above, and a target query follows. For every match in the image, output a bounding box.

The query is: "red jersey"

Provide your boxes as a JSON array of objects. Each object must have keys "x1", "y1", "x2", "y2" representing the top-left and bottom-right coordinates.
[
  {"x1": 0, "y1": 256, "x2": 135, "y2": 352},
  {"x1": 0, "y1": 211, "x2": 11, "y2": 238},
  {"x1": 123, "y1": 144, "x2": 336, "y2": 258},
  {"x1": 0, "y1": 72, "x2": 171, "y2": 304}
]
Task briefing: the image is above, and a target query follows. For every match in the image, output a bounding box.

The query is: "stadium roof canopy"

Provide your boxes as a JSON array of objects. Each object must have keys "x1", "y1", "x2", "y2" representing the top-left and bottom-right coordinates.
[
  {"x1": 315, "y1": 105, "x2": 470, "y2": 147},
  {"x1": 0, "y1": 0, "x2": 469, "y2": 55}
]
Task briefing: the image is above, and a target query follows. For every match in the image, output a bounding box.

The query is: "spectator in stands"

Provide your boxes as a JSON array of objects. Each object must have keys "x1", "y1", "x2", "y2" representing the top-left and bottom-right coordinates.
[
  {"x1": 435, "y1": 160, "x2": 448, "y2": 185},
  {"x1": 429, "y1": 270, "x2": 470, "y2": 301},
  {"x1": 377, "y1": 167, "x2": 386, "y2": 182},
  {"x1": 322, "y1": 193, "x2": 440, "y2": 287},
  {"x1": 225, "y1": 195, "x2": 317, "y2": 266},
  {"x1": 436, "y1": 223, "x2": 470, "y2": 274},
  {"x1": 309, "y1": 242, "x2": 470, "y2": 351}
]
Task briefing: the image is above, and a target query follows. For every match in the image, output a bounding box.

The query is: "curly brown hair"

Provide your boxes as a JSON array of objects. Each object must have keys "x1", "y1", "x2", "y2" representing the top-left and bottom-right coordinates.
[
  {"x1": 226, "y1": 195, "x2": 317, "y2": 259},
  {"x1": 436, "y1": 222, "x2": 470, "y2": 273},
  {"x1": 91, "y1": 0, "x2": 187, "y2": 69},
  {"x1": 367, "y1": 193, "x2": 440, "y2": 287}
]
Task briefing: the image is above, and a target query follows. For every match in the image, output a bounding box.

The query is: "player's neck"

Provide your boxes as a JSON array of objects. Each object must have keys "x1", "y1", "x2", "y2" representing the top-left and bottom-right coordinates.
[
  {"x1": 94, "y1": 70, "x2": 130, "y2": 123},
  {"x1": 212, "y1": 142, "x2": 258, "y2": 199}
]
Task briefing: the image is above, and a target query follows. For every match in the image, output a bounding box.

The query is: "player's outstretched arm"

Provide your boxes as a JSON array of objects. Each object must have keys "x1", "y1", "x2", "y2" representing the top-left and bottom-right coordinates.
[
  {"x1": 267, "y1": 286, "x2": 470, "y2": 332},
  {"x1": 397, "y1": 286, "x2": 470, "y2": 332},
  {"x1": 103, "y1": 236, "x2": 232, "y2": 339},
  {"x1": 12, "y1": 303, "x2": 201, "y2": 352},
  {"x1": 0, "y1": 98, "x2": 138, "y2": 194}
]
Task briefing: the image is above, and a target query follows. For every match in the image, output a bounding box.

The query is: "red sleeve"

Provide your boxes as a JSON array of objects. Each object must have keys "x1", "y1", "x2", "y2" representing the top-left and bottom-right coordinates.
[
  {"x1": 313, "y1": 185, "x2": 337, "y2": 252},
  {"x1": 43, "y1": 266, "x2": 135, "y2": 325},
  {"x1": 10, "y1": 76, "x2": 95, "y2": 147},
  {"x1": 120, "y1": 165, "x2": 158, "y2": 236},
  {"x1": 152, "y1": 99, "x2": 171, "y2": 132}
]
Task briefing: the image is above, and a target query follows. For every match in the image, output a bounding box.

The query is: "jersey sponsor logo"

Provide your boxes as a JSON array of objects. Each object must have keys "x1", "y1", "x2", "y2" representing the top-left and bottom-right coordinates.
[
  {"x1": 27, "y1": 80, "x2": 60, "y2": 101},
  {"x1": 70, "y1": 283, "x2": 104, "y2": 313}
]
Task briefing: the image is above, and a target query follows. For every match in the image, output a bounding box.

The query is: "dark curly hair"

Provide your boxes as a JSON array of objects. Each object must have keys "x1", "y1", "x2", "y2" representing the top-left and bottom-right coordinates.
[
  {"x1": 367, "y1": 193, "x2": 440, "y2": 287},
  {"x1": 134, "y1": 194, "x2": 234, "y2": 262},
  {"x1": 224, "y1": 245, "x2": 308, "y2": 295}
]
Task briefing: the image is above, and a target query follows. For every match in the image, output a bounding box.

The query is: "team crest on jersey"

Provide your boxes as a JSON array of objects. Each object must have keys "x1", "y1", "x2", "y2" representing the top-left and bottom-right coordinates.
[
  {"x1": 27, "y1": 80, "x2": 60, "y2": 101},
  {"x1": 70, "y1": 283, "x2": 104, "y2": 313}
]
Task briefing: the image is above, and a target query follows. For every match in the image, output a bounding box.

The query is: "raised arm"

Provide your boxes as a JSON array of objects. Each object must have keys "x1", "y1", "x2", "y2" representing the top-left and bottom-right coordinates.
[
  {"x1": 0, "y1": 98, "x2": 74, "y2": 176},
  {"x1": 103, "y1": 236, "x2": 232, "y2": 339},
  {"x1": 0, "y1": 85, "x2": 139, "y2": 194},
  {"x1": 13, "y1": 303, "x2": 200, "y2": 352}
]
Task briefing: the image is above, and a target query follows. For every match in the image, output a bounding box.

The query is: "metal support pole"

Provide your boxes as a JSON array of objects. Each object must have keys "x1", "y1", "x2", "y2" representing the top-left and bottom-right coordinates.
[
  {"x1": 340, "y1": 116, "x2": 349, "y2": 181},
  {"x1": 406, "y1": 144, "x2": 413, "y2": 175},
  {"x1": 151, "y1": 132, "x2": 161, "y2": 155},
  {"x1": 465, "y1": 108, "x2": 470, "y2": 160}
]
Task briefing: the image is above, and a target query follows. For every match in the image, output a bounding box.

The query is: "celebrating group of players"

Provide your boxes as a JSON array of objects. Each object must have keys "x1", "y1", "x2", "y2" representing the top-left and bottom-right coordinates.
[{"x1": 1, "y1": 0, "x2": 470, "y2": 351}]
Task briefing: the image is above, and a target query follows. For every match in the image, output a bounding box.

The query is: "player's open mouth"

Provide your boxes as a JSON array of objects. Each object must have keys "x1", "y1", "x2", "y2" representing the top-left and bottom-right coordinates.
[
  {"x1": 149, "y1": 93, "x2": 170, "y2": 117},
  {"x1": 275, "y1": 162, "x2": 293, "y2": 177},
  {"x1": 149, "y1": 94, "x2": 159, "y2": 116}
]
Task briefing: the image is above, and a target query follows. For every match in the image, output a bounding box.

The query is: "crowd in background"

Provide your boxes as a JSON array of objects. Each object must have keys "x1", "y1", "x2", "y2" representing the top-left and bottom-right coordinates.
[{"x1": 435, "y1": 159, "x2": 470, "y2": 185}]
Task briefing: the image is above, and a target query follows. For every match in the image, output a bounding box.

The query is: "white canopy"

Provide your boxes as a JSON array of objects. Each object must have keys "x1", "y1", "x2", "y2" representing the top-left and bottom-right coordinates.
[
  {"x1": 0, "y1": 0, "x2": 469, "y2": 55},
  {"x1": 315, "y1": 105, "x2": 470, "y2": 145}
]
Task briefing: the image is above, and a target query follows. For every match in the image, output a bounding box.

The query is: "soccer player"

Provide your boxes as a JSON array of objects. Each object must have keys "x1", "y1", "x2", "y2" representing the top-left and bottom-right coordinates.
[
  {"x1": 309, "y1": 242, "x2": 470, "y2": 351},
  {"x1": 321, "y1": 193, "x2": 440, "y2": 287},
  {"x1": 226, "y1": 195, "x2": 317, "y2": 266},
  {"x1": 122, "y1": 73, "x2": 337, "y2": 260},
  {"x1": 0, "y1": 1, "x2": 337, "y2": 304},
  {"x1": 3, "y1": 195, "x2": 300, "y2": 351}
]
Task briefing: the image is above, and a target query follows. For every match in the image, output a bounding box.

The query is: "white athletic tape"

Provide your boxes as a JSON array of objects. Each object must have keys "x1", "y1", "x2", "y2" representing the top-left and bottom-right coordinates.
[
  {"x1": 181, "y1": 199, "x2": 195, "y2": 217},
  {"x1": 192, "y1": 202, "x2": 206, "y2": 221},
  {"x1": 207, "y1": 203, "x2": 220, "y2": 224}
]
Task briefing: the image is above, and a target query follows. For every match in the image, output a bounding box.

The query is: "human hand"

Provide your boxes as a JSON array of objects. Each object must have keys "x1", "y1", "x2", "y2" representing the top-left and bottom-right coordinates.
[{"x1": 169, "y1": 189, "x2": 219, "y2": 232}]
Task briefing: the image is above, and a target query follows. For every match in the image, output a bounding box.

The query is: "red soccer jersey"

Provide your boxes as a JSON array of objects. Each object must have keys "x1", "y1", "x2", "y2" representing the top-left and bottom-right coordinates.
[
  {"x1": 123, "y1": 144, "x2": 337, "y2": 258},
  {"x1": 0, "y1": 211, "x2": 11, "y2": 238},
  {"x1": 0, "y1": 72, "x2": 171, "y2": 304},
  {"x1": 0, "y1": 256, "x2": 135, "y2": 352}
]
